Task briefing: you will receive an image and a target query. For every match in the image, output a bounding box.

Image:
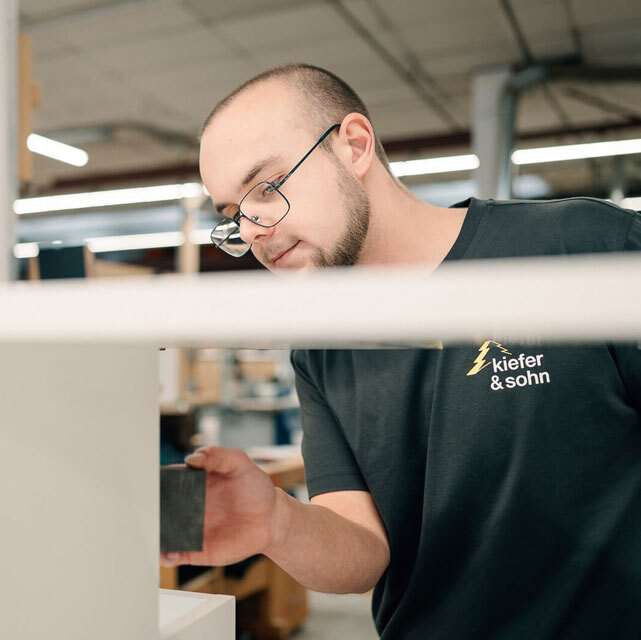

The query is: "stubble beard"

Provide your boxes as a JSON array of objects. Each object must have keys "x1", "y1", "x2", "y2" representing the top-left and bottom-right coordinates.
[{"x1": 311, "y1": 159, "x2": 371, "y2": 268}]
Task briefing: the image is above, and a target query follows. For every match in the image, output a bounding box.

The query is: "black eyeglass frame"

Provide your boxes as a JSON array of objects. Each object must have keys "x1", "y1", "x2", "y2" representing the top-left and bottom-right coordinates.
[{"x1": 210, "y1": 123, "x2": 341, "y2": 253}]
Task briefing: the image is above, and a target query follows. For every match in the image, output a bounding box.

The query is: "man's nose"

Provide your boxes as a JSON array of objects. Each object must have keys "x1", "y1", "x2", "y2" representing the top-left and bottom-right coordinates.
[{"x1": 238, "y1": 216, "x2": 276, "y2": 245}]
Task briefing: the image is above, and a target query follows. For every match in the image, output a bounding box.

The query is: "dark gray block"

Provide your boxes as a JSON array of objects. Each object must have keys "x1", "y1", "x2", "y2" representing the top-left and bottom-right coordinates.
[{"x1": 160, "y1": 464, "x2": 206, "y2": 552}]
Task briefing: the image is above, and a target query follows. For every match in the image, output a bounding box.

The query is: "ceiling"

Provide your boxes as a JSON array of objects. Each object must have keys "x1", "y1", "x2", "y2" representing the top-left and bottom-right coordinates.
[{"x1": 18, "y1": 0, "x2": 641, "y2": 195}]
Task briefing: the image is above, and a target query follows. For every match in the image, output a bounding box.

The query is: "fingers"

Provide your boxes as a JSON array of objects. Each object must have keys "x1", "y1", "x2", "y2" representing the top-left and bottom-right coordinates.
[
  {"x1": 185, "y1": 446, "x2": 250, "y2": 475},
  {"x1": 161, "y1": 550, "x2": 211, "y2": 568},
  {"x1": 160, "y1": 551, "x2": 187, "y2": 568}
]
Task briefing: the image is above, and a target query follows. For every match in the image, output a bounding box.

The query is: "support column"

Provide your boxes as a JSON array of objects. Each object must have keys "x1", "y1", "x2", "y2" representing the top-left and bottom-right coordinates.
[
  {"x1": 0, "y1": 0, "x2": 18, "y2": 281},
  {"x1": 177, "y1": 194, "x2": 206, "y2": 274},
  {"x1": 609, "y1": 156, "x2": 626, "y2": 206},
  {"x1": 472, "y1": 66, "x2": 516, "y2": 201}
]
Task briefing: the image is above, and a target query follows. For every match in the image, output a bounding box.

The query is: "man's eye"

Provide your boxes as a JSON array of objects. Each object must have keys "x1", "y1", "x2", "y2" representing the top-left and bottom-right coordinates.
[{"x1": 261, "y1": 184, "x2": 275, "y2": 197}]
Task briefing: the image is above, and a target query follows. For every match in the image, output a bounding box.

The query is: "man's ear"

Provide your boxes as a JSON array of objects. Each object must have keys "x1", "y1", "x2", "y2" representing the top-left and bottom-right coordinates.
[{"x1": 337, "y1": 113, "x2": 376, "y2": 179}]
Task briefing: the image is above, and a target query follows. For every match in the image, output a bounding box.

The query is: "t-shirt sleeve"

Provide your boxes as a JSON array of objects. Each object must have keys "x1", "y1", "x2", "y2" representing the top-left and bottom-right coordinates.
[
  {"x1": 610, "y1": 209, "x2": 641, "y2": 414},
  {"x1": 290, "y1": 349, "x2": 368, "y2": 498}
]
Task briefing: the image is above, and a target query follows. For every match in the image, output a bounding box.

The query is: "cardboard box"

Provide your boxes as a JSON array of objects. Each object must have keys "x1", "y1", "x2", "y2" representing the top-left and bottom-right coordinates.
[{"x1": 192, "y1": 360, "x2": 222, "y2": 404}]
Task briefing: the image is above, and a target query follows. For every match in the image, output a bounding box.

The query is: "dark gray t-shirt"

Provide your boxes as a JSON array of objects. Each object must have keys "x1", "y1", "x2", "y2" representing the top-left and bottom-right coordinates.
[{"x1": 291, "y1": 197, "x2": 641, "y2": 639}]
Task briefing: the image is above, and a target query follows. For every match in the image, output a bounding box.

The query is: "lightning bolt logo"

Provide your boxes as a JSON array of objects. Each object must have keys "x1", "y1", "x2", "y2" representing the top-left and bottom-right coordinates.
[{"x1": 466, "y1": 340, "x2": 512, "y2": 376}]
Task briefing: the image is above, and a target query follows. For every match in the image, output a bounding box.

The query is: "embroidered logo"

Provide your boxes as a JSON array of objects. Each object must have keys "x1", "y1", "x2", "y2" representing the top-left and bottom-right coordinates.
[
  {"x1": 466, "y1": 340, "x2": 512, "y2": 375},
  {"x1": 467, "y1": 340, "x2": 551, "y2": 391}
]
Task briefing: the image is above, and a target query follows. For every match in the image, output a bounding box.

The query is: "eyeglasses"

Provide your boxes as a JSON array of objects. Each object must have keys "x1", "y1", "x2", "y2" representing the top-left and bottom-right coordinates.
[{"x1": 210, "y1": 124, "x2": 340, "y2": 257}]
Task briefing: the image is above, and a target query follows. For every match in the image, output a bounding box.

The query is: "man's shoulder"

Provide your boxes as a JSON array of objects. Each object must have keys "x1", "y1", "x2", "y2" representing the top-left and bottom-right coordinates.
[
  {"x1": 480, "y1": 196, "x2": 637, "y2": 255},
  {"x1": 491, "y1": 195, "x2": 634, "y2": 220},
  {"x1": 290, "y1": 348, "x2": 333, "y2": 379}
]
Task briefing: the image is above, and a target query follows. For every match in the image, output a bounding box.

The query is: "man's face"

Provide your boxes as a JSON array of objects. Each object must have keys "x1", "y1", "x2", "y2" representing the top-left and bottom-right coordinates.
[{"x1": 199, "y1": 81, "x2": 370, "y2": 271}]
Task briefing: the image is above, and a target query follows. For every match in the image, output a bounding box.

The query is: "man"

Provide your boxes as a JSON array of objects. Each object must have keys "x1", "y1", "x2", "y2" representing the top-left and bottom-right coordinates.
[{"x1": 161, "y1": 64, "x2": 641, "y2": 639}]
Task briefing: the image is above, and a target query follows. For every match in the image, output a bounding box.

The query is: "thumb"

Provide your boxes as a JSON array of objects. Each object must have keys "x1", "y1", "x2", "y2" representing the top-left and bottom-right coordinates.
[
  {"x1": 160, "y1": 551, "x2": 188, "y2": 567},
  {"x1": 185, "y1": 446, "x2": 250, "y2": 475}
]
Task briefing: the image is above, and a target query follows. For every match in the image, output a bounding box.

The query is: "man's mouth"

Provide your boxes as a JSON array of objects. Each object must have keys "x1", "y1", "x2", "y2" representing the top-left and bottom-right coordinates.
[{"x1": 272, "y1": 242, "x2": 300, "y2": 265}]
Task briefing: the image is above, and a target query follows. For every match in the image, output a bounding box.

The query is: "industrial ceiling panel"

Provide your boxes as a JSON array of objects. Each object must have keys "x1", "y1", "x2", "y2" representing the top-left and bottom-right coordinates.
[
  {"x1": 582, "y1": 26, "x2": 641, "y2": 60},
  {"x1": 215, "y1": 2, "x2": 356, "y2": 53},
  {"x1": 508, "y1": 2, "x2": 575, "y2": 60},
  {"x1": 131, "y1": 57, "x2": 256, "y2": 102},
  {"x1": 20, "y1": 0, "x2": 107, "y2": 21},
  {"x1": 356, "y1": 82, "x2": 426, "y2": 110},
  {"x1": 30, "y1": 29, "x2": 72, "y2": 57},
  {"x1": 28, "y1": 2, "x2": 201, "y2": 48},
  {"x1": 508, "y1": 0, "x2": 570, "y2": 31},
  {"x1": 397, "y1": 5, "x2": 518, "y2": 58},
  {"x1": 34, "y1": 52, "x2": 101, "y2": 88},
  {"x1": 246, "y1": 37, "x2": 384, "y2": 82},
  {"x1": 422, "y1": 44, "x2": 518, "y2": 81},
  {"x1": 601, "y1": 84, "x2": 641, "y2": 109},
  {"x1": 372, "y1": 101, "x2": 454, "y2": 140},
  {"x1": 572, "y1": 0, "x2": 641, "y2": 29},
  {"x1": 89, "y1": 25, "x2": 234, "y2": 76},
  {"x1": 546, "y1": 85, "x2": 623, "y2": 126},
  {"x1": 18, "y1": 0, "x2": 641, "y2": 196},
  {"x1": 362, "y1": 0, "x2": 499, "y2": 26},
  {"x1": 515, "y1": 85, "x2": 564, "y2": 132},
  {"x1": 179, "y1": 0, "x2": 300, "y2": 22}
]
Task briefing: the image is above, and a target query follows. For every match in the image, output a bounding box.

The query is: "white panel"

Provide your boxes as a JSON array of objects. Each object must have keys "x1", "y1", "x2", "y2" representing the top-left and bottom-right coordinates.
[
  {"x1": 159, "y1": 589, "x2": 235, "y2": 640},
  {"x1": 0, "y1": 257, "x2": 641, "y2": 345},
  {"x1": 0, "y1": 343, "x2": 159, "y2": 639}
]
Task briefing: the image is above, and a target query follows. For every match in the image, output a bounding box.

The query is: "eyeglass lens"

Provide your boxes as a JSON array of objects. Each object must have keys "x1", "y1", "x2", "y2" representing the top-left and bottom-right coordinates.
[
  {"x1": 210, "y1": 219, "x2": 250, "y2": 257},
  {"x1": 240, "y1": 181, "x2": 289, "y2": 227},
  {"x1": 213, "y1": 181, "x2": 289, "y2": 256}
]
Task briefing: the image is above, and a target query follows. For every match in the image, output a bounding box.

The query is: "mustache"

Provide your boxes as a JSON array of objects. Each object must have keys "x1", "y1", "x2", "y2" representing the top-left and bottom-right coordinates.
[{"x1": 258, "y1": 238, "x2": 300, "y2": 263}]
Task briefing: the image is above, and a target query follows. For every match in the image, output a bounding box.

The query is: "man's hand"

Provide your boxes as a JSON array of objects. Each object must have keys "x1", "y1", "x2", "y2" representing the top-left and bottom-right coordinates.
[{"x1": 160, "y1": 446, "x2": 277, "y2": 567}]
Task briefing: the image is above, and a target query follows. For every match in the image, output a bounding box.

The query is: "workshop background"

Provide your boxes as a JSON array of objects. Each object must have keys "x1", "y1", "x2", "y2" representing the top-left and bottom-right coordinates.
[{"x1": 9, "y1": 0, "x2": 641, "y2": 638}]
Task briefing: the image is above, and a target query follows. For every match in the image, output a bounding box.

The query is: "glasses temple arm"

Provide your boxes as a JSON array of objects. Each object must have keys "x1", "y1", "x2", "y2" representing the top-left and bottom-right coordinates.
[{"x1": 275, "y1": 124, "x2": 340, "y2": 189}]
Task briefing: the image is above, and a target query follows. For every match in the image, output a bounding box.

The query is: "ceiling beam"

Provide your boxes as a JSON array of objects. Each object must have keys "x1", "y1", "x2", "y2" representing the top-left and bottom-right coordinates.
[{"x1": 326, "y1": 0, "x2": 462, "y2": 132}]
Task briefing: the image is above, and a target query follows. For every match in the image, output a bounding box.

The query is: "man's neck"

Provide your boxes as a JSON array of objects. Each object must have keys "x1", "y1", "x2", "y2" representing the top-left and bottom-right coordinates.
[{"x1": 358, "y1": 172, "x2": 468, "y2": 267}]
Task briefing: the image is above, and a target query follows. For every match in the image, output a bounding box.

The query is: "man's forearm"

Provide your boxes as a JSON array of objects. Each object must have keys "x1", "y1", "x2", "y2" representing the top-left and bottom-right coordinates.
[{"x1": 263, "y1": 488, "x2": 390, "y2": 594}]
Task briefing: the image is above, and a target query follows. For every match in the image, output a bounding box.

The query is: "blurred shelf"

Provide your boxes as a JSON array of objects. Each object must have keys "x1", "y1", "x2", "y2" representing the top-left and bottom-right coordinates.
[{"x1": 160, "y1": 394, "x2": 299, "y2": 415}]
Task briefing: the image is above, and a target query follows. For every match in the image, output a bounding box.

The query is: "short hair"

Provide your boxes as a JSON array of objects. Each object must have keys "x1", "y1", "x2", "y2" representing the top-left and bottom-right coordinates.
[{"x1": 200, "y1": 63, "x2": 391, "y2": 175}]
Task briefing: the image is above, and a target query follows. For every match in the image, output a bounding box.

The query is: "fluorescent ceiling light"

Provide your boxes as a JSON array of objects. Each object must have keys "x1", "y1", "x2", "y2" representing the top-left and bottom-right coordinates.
[
  {"x1": 13, "y1": 242, "x2": 39, "y2": 259},
  {"x1": 13, "y1": 228, "x2": 217, "y2": 258},
  {"x1": 512, "y1": 138, "x2": 641, "y2": 165},
  {"x1": 86, "y1": 231, "x2": 185, "y2": 253},
  {"x1": 13, "y1": 182, "x2": 205, "y2": 215},
  {"x1": 191, "y1": 228, "x2": 214, "y2": 245},
  {"x1": 622, "y1": 197, "x2": 641, "y2": 210},
  {"x1": 391, "y1": 154, "x2": 479, "y2": 177},
  {"x1": 391, "y1": 137, "x2": 641, "y2": 178},
  {"x1": 27, "y1": 133, "x2": 89, "y2": 167}
]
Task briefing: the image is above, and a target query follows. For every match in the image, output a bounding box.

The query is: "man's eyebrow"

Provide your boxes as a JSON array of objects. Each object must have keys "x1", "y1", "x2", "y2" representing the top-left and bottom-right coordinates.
[
  {"x1": 240, "y1": 154, "x2": 284, "y2": 189},
  {"x1": 214, "y1": 154, "x2": 284, "y2": 215}
]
